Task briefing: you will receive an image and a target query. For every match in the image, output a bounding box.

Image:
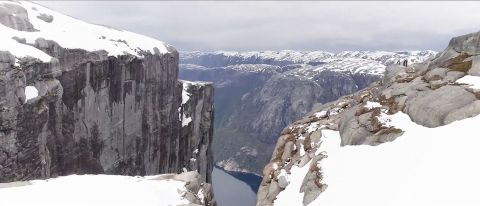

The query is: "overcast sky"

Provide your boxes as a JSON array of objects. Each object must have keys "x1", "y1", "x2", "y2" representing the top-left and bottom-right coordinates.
[{"x1": 37, "y1": 1, "x2": 480, "y2": 52}]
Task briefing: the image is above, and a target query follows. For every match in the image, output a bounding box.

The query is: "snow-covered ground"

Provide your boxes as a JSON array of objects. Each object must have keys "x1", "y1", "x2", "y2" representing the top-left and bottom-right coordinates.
[
  {"x1": 275, "y1": 112, "x2": 480, "y2": 206},
  {"x1": 0, "y1": 1, "x2": 171, "y2": 63},
  {"x1": 0, "y1": 174, "x2": 192, "y2": 206}
]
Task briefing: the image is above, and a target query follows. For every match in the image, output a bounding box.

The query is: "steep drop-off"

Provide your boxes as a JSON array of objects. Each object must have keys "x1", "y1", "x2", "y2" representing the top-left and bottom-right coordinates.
[
  {"x1": 0, "y1": 1, "x2": 214, "y2": 194},
  {"x1": 180, "y1": 50, "x2": 436, "y2": 175}
]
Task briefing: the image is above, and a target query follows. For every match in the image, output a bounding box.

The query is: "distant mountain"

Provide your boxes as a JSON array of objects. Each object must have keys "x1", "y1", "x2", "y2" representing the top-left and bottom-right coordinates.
[
  {"x1": 179, "y1": 50, "x2": 437, "y2": 175},
  {"x1": 257, "y1": 31, "x2": 480, "y2": 205},
  {"x1": 181, "y1": 50, "x2": 436, "y2": 68}
]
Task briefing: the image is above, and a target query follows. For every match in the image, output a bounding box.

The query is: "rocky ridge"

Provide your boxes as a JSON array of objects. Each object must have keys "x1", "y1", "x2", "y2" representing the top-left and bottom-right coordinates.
[{"x1": 256, "y1": 31, "x2": 480, "y2": 205}]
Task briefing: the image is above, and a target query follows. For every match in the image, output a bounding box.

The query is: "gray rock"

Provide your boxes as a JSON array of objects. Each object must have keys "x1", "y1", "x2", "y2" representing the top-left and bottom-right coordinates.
[
  {"x1": 0, "y1": 2, "x2": 36, "y2": 31},
  {"x1": 447, "y1": 31, "x2": 480, "y2": 56},
  {"x1": 425, "y1": 67, "x2": 448, "y2": 81},
  {"x1": 277, "y1": 175, "x2": 289, "y2": 189},
  {"x1": 37, "y1": 13, "x2": 53, "y2": 23},
  {"x1": 281, "y1": 141, "x2": 294, "y2": 162},
  {"x1": 467, "y1": 55, "x2": 480, "y2": 76},
  {"x1": 444, "y1": 100, "x2": 480, "y2": 124},
  {"x1": 444, "y1": 71, "x2": 465, "y2": 82},
  {"x1": 405, "y1": 85, "x2": 476, "y2": 127},
  {"x1": 267, "y1": 180, "x2": 282, "y2": 202}
]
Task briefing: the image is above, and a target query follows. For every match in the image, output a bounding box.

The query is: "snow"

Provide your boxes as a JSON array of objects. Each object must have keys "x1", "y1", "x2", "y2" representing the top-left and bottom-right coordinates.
[
  {"x1": 180, "y1": 81, "x2": 192, "y2": 127},
  {"x1": 0, "y1": 36, "x2": 52, "y2": 62},
  {"x1": 314, "y1": 111, "x2": 327, "y2": 118},
  {"x1": 181, "y1": 50, "x2": 437, "y2": 68},
  {"x1": 182, "y1": 116, "x2": 192, "y2": 127},
  {"x1": 274, "y1": 159, "x2": 312, "y2": 205},
  {"x1": 376, "y1": 111, "x2": 393, "y2": 127},
  {"x1": 0, "y1": 174, "x2": 190, "y2": 206},
  {"x1": 306, "y1": 122, "x2": 320, "y2": 133},
  {"x1": 306, "y1": 112, "x2": 480, "y2": 206},
  {"x1": 299, "y1": 144, "x2": 306, "y2": 156},
  {"x1": 24, "y1": 86, "x2": 38, "y2": 102},
  {"x1": 181, "y1": 81, "x2": 192, "y2": 105},
  {"x1": 456, "y1": 75, "x2": 480, "y2": 90},
  {"x1": 0, "y1": 1, "x2": 170, "y2": 63},
  {"x1": 364, "y1": 101, "x2": 382, "y2": 109},
  {"x1": 272, "y1": 163, "x2": 279, "y2": 170}
]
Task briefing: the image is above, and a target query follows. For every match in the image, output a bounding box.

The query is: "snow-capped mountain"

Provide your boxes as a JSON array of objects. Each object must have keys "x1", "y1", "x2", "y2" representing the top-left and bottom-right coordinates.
[
  {"x1": 181, "y1": 50, "x2": 436, "y2": 69},
  {"x1": 257, "y1": 31, "x2": 480, "y2": 205}
]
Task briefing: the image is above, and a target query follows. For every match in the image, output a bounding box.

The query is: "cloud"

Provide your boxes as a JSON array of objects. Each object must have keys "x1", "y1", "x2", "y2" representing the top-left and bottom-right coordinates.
[{"x1": 36, "y1": 1, "x2": 480, "y2": 52}]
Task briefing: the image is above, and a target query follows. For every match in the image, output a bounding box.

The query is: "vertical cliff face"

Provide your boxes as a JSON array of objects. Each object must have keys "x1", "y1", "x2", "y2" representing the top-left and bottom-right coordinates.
[
  {"x1": 180, "y1": 80, "x2": 214, "y2": 182},
  {"x1": 0, "y1": 1, "x2": 214, "y2": 186}
]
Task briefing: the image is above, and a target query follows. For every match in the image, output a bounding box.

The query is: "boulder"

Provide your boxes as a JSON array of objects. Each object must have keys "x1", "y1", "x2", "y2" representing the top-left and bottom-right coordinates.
[{"x1": 405, "y1": 85, "x2": 476, "y2": 127}]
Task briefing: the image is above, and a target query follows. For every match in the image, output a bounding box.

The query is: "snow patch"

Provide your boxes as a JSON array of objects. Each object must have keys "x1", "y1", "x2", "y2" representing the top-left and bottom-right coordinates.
[
  {"x1": 314, "y1": 111, "x2": 327, "y2": 118},
  {"x1": 24, "y1": 85, "x2": 38, "y2": 102},
  {"x1": 456, "y1": 75, "x2": 480, "y2": 90},
  {"x1": 364, "y1": 101, "x2": 382, "y2": 109}
]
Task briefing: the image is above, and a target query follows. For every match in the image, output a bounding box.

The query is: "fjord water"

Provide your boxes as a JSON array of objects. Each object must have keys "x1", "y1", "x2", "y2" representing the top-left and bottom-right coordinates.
[{"x1": 212, "y1": 167, "x2": 257, "y2": 206}]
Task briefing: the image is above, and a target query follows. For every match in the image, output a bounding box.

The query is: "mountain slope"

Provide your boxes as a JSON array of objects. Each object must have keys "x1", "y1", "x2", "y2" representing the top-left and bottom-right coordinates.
[
  {"x1": 180, "y1": 50, "x2": 436, "y2": 175},
  {"x1": 257, "y1": 31, "x2": 480, "y2": 205}
]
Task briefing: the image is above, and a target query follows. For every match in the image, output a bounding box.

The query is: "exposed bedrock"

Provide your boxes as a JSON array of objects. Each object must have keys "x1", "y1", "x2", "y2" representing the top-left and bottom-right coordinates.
[{"x1": 0, "y1": 40, "x2": 214, "y2": 185}]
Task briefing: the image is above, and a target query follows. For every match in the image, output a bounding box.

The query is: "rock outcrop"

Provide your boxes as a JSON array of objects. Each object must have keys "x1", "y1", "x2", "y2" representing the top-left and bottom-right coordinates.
[
  {"x1": 257, "y1": 31, "x2": 480, "y2": 205},
  {"x1": 0, "y1": 2, "x2": 214, "y2": 202}
]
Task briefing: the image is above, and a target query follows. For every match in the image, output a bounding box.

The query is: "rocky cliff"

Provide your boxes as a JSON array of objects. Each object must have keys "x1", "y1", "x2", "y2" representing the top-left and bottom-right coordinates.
[
  {"x1": 0, "y1": 2, "x2": 214, "y2": 200},
  {"x1": 257, "y1": 31, "x2": 480, "y2": 205},
  {"x1": 180, "y1": 50, "x2": 436, "y2": 175}
]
